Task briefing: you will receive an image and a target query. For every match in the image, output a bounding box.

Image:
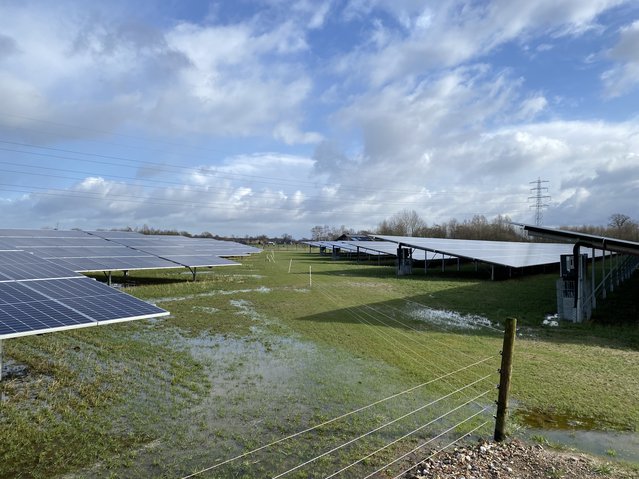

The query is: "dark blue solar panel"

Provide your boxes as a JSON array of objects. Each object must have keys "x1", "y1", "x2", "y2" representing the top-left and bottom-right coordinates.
[
  {"x1": 0, "y1": 301, "x2": 95, "y2": 337},
  {"x1": 26, "y1": 278, "x2": 167, "y2": 323},
  {"x1": 0, "y1": 278, "x2": 168, "y2": 339},
  {"x1": 0, "y1": 282, "x2": 95, "y2": 338},
  {"x1": 0, "y1": 250, "x2": 82, "y2": 280}
]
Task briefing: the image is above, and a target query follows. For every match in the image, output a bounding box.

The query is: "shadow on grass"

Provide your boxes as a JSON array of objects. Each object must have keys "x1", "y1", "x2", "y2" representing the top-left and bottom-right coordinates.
[{"x1": 295, "y1": 274, "x2": 639, "y2": 352}]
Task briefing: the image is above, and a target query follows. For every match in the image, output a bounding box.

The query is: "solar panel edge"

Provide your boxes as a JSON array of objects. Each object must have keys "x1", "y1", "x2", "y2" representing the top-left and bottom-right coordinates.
[
  {"x1": 97, "y1": 310, "x2": 170, "y2": 326},
  {"x1": 0, "y1": 320, "x2": 97, "y2": 340}
]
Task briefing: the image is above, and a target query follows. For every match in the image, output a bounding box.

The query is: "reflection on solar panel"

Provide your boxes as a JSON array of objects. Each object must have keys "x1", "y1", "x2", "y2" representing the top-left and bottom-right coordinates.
[{"x1": 374, "y1": 235, "x2": 602, "y2": 269}]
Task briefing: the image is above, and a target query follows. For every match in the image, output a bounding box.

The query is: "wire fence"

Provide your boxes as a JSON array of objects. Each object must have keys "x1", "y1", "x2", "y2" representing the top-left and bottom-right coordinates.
[{"x1": 178, "y1": 253, "x2": 505, "y2": 478}]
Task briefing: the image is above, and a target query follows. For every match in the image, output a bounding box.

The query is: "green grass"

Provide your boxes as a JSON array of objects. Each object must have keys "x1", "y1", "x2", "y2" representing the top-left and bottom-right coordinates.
[{"x1": 1, "y1": 247, "x2": 638, "y2": 478}]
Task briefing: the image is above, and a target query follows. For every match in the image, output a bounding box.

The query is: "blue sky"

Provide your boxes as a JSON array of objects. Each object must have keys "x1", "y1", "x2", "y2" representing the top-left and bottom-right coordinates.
[{"x1": 1, "y1": 0, "x2": 638, "y2": 237}]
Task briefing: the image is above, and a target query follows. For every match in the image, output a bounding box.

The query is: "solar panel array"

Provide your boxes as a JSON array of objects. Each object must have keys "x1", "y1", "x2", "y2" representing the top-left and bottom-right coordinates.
[
  {"x1": 373, "y1": 235, "x2": 604, "y2": 269},
  {"x1": 303, "y1": 240, "x2": 451, "y2": 260},
  {"x1": 86, "y1": 231, "x2": 260, "y2": 268},
  {"x1": 0, "y1": 229, "x2": 261, "y2": 272},
  {"x1": 0, "y1": 250, "x2": 168, "y2": 340}
]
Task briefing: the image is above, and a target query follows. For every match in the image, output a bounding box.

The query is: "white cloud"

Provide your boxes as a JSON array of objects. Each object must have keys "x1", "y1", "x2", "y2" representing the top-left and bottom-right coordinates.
[
  {"x1": 602, "y1": 20, "x2": 639, "y2": 97},
  {"x1": 337, "y1": 0, "x2": 624, "y2": 86},
  {"x1": 0, "y1": 3, "x2": 317, "y2": 144}
]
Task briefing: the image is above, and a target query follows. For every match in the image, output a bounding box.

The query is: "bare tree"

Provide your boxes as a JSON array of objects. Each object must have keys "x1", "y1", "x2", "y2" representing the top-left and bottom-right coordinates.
[
  {"x1": 377, "y1": 209, "x2": 426, "y2": 236},
  {"x1": 609, "y1": 213, "x2": 631, "y2": 230}
]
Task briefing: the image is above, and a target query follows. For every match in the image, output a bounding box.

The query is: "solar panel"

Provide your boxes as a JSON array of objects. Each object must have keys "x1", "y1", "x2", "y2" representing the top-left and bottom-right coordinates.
[
  {"x1": 0, "y1": 228, "x2": 89, "y2": 237},
  {"x1": 373, "y1": 235, "x2": 601, "y2": 269},
  {"x1": 154, "y1": 255, "x2": 239, "y2": 268},
  {"x1": 0, "y1": 250, "x2": 83, "y2": 281},
  {"x1": 0, "y1": 281, "x2": 96, "y2": 338},
  {"x1": 0, "y1": 278, "x2": 168, "y2": 339},
  {"x1": 26, "y1": 278, "x2": 168, "y2": 324}
]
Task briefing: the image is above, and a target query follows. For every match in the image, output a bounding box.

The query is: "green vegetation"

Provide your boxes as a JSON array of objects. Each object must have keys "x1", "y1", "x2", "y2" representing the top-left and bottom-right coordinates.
[{"x1": 1, "y1": 247, "x2": 638, "y2": 478}]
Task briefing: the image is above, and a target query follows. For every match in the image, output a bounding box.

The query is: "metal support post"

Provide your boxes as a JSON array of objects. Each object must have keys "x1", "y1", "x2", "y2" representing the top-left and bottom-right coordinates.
[
  {"x1": 602, "y1": 249, "x2": 607, "y2": 299},
  {"x1": 591, "y1": 248, "x2": 596, "y2": 309},
  {"x1": 494, "y1": 317, "x2": 516, "y2": 442},
  {"x1": 107, "y1": 271, "x2": 112, "y2": 286},
  {"x1": 0, "y1": 339, "x2": 3, "y2": 382}
]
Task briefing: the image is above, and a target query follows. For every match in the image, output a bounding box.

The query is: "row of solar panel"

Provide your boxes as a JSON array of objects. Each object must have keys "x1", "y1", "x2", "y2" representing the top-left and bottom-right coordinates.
[
  {"x1": 0, "y1": 249, "x2": 169, "y2": 339},
  {"x1": 306, "y1": 237, "x2": 609, "y2": 269},
  {"x1": 0, "y1": 229, "x2": 260, "y2": 272}
]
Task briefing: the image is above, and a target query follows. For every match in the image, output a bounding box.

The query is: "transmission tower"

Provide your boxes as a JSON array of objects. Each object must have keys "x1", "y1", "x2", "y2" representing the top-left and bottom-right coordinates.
[{"x1": 528, "y1": 178, "x2": 550, "y2": 226}]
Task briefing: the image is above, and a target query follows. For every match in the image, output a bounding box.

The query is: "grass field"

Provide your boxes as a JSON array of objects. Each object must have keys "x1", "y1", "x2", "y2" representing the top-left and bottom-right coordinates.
[{"x1": 1, "y1": 247, "x2": 638, "y2": 478}]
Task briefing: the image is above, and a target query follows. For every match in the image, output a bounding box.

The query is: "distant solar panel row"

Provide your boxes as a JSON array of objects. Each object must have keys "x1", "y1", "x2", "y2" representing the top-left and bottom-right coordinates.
[
  {"x1": 373, "y1": 235, "x2": 606, "y2": 269},
  {"x1": 0, "y1": 229, "x2": 260, "y2": 272}
]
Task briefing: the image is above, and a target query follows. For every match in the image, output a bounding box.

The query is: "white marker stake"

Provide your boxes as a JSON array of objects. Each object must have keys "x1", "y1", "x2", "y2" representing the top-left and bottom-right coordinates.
[
  {"x1": 288, "y1": 259, "x2": 292, "y2": 273},
  {"x1": 309, "y1": 266, "x2": 312, "y2": 288}
]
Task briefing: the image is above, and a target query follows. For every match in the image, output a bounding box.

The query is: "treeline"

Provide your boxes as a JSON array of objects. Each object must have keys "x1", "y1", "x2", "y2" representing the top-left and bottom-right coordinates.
[
  {"x1": 111, "y1": 226, "x2": 295, "y2": 245},
  {"x1": 562, "y1": 213, "x2": 639, "y2": 242},
  {"x1": 310, "y1": 210, "x2": 639, "y2": 243},
  {"x1": 311, "y1": 210, "x2": 523, "y2": 242},
  {"x1": 376, "y1": 211, "x2": 522, "y2": 241}
]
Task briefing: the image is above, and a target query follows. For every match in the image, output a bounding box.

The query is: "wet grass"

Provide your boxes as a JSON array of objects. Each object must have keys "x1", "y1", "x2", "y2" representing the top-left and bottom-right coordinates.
[{"x1": 1, "y1": 247, "x2": 638, "y2": 477}]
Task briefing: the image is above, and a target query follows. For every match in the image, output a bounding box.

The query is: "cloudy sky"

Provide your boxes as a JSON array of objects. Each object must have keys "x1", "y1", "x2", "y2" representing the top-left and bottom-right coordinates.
[{"x1": 1, "y1": 0, "x2": 638, "y2": 238}]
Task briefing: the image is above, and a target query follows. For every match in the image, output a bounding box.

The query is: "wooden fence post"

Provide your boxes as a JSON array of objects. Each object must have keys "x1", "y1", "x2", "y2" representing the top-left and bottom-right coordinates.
[{"x1": 494, "y1": 317, "x2": 516, "y2": 442}]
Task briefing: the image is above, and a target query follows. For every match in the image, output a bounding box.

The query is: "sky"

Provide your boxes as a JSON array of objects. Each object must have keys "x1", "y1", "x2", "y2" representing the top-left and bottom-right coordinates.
[{"x1": 1, "y1": 0, "x2": 638, "y2": 238}]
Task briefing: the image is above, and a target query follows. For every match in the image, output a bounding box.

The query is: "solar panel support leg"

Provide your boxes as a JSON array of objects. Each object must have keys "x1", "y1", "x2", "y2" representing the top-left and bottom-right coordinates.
[
  {"x1": 0, "y1": 339, "x2": 3, "y2": 382},
  {"x1": 189, "y1": 267, "x2": 197, "y2": 281},
  {"x1": 491, "y1": 265, "x2": 495, "y2": 281},
  {"x1": 107, "y1": 271, "x2": 112, "y2": 286}
]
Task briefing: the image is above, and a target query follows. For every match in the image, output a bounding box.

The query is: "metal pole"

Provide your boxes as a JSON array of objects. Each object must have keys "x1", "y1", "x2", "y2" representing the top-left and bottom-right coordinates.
[
  {"x1": 591, "y1": 248, "x2": 596, "y2": 309},
  {"x1": 309, "y1": 266, "x2": 312, "y2": 288},
  {"x1": 0, "y1": 339, "x2": 3, "y2": 382},
  {"x1": 602, "y1": 248, "x2": 607, "y2": 299},
  {"x1": 494, "y1": 317, "x2": 516, "y2": 442}
]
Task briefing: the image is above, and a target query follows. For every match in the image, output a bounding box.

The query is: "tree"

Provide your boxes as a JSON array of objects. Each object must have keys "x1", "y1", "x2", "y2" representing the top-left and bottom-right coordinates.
[
  {"x1": 376, "y1": 210, "x2": 426, "y2": 236},
  {"x1": 609, "y1": 213, "x2": 631, "y2": 230}
]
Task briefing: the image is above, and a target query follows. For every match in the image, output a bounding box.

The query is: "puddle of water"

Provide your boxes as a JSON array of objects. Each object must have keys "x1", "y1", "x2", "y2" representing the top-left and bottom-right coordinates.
[
  {"x1": 152, "y1": 286, "x2": 272, "y2": 304},
  {"x1": 407, "y1": 304, "x2": 493, "y2": 330},
  {"x1": 523, "y1": 428, "x2": 639, "y2": 463},
  {"x1": 516, "y1": 408, "x2": 625, "y2": 431},
  {"x1": 517, "y1": 408, "x2": 639, "y2": 463},
  {"x1": 191, "y1": 306, "x2": 219, "y2": 314}
]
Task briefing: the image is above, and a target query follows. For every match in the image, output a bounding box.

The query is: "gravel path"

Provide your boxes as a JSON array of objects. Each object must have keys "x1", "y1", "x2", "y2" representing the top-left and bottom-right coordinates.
[{"x1": 403, "y1": 439, "x2": 639, "y2": 478}]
